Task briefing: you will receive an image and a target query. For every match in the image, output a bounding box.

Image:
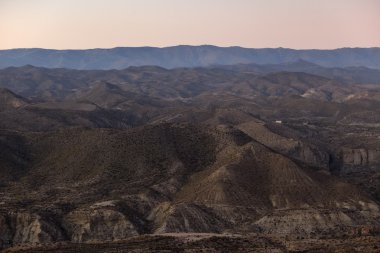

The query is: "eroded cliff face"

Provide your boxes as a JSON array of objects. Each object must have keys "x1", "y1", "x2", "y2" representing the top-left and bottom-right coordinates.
[
  {"x1": 291, "y1": 142, "x2": 330, "y2": 168},
  {"x1": 0, "y1": 208, "x2": 140, "y2": 247},
  {"x1": 0, "y1": 212, "x2": 66, "y2": 247},
  {"x1": 1, "y1": 201, "x2": 379, "y2": 248},
  {"x1": 255, "y1": 208, "x2": 380, "y2": 238},
  {"x1": 341, "y1": 148, "x2": 380, "y2": 166},
  {"x1": 63, "y1": 209, "x2": 138, "y2": 242},
  {"x1": 337, "y1": 148, "x2": 380, "y2": 202}
]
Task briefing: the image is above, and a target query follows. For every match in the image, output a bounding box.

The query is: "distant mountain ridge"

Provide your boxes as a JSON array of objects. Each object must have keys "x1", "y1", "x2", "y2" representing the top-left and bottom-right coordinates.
[
  {"x1": 215, "y1": 59, "x2": 380, "y2": 84},
  {"x1": 1, "y1": 45, "x2": 380, "y2": 70}
]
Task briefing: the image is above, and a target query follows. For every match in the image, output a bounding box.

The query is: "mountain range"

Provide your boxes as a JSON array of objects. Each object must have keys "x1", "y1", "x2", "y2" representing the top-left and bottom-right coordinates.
[
  {"x1": 1, "y1": 45, "x2": 380, "y2": 70},
  {"x1": 0, "y1": 57, "x2": 380, "y2": 252}
]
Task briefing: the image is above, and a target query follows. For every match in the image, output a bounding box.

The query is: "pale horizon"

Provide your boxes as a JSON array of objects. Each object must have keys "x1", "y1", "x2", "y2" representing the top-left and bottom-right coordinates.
[
  {"x1": 3, "y1": 45, "x2": 380, "y2": 51},
  {"x1": 1, "y1": 0, "x2": 379, "y2": 50}
]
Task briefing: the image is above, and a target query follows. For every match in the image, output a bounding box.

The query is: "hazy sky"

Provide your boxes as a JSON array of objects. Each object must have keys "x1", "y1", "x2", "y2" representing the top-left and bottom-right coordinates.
[{"x1": 0, "y1": 0, "x2": 379, "y2": 49}]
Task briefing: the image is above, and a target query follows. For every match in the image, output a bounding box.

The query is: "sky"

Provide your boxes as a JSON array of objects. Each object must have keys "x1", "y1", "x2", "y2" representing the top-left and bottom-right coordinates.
[{"x1": 0, "y1": 0, "x2": 379, "y2": 50}]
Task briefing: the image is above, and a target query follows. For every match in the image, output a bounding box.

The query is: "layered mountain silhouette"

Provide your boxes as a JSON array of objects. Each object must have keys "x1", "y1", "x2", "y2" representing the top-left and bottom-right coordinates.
[
  {"x1": 217, "y1": 59, "x2": 380, "y2": 84},
  {"x1": 1, "y1": 65, "x2": 379, "y2": 102},
  {"x1": 1, "y1": 46, "x2": 380, "y2": 69}
]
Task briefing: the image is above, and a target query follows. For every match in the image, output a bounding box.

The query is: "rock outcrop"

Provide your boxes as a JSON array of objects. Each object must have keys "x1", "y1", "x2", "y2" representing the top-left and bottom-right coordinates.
[
  {"x1": 63, "y1": 209, "x2": 138, "y2": 242},
  {"x1": 341, "y1": 148, "x2": 380, "y2": 166},
  {"x1": 0, "y1": 212, "x2": 65, "y2": 247}
]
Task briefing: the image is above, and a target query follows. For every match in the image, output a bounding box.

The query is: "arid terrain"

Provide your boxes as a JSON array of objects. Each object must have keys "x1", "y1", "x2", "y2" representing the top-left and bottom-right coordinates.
[{"x1": 0, "y1": 60, "x2": 379, "y2": 252}]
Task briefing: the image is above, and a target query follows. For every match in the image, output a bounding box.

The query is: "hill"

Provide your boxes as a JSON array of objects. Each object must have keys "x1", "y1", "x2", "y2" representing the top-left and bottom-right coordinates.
[
  {"x1": 0, "y1": 124, "x2": 378, "y2": 247},
  {"x1": 2, "y1": 65, "x2": 378, "y2": 103}
]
